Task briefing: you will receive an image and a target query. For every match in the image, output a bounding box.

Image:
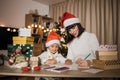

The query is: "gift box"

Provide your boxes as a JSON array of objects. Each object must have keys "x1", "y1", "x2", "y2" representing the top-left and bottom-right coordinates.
[
  {"x1": 98, "y1": 45, "x2": 117, "y2": 51},
  {"x1": 13, "y1": 36, "x2": 34, "y2": 44},
  {"x1": 8, "y1": 44, "x2": 33, "y2": 57},
  {"x1": 95, "y1": 51, "x2": 118, "y2": 60},
  {"x1": 8, "y1": 44, "x2": 41, "y2": 57},
  {"x1": 13, "y1": 41, "x2": 34, "y2": 44},
  {"x1": 93, "y1": 59, "x2": 120, "y2": 70},
  {"x1": 19, "y1": 28, "x2": 31, "y2": 37}
]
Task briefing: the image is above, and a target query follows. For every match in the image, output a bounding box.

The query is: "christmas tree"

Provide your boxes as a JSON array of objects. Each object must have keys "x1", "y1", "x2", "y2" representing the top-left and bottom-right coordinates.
[{"x1": 53, "y1": 21, "x2": 68, "y2": 58}]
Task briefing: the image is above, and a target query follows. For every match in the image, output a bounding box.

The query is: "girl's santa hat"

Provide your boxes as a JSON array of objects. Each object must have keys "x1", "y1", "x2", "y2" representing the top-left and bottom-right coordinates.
[
  {"x1": 46, "y1": 31, "x2": 61, "y2": 47},
  {"x1": 61, "y1": 12, "x2": 80, "y2": 28}
]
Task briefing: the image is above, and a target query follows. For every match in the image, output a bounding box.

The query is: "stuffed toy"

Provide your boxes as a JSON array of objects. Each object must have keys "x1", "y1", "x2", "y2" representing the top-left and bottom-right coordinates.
[{"x1": 8, "y1": 46, "x2": 28, "y2": 68}]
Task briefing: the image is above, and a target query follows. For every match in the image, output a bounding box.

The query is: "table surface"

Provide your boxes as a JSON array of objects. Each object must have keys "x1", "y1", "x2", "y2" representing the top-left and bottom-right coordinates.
[{"x1": 0, "y1": 65, "x2": 120, "y2": 78}]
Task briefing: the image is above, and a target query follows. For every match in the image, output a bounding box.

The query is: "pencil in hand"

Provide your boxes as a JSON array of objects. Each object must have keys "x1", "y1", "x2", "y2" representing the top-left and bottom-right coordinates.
[{"x1": 84, "y1": 53, "x2": 91, "y2": 60}]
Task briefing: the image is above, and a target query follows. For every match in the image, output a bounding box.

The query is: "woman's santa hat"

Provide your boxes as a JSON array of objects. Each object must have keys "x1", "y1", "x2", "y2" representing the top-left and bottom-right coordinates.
[
  {"x1": 46, "y1": 31, "x2": 61, "y2": 47},
  {"x1": 61, "y1": 12, "x2": 80, "y2": 28}
]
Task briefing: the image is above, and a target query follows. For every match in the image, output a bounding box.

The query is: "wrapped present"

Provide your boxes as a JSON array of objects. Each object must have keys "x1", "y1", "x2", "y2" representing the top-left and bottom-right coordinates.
[
  {"x1": 93, "y1": 59, "x2": 120, "y2": 70},
  {"x1": 8, "y1": 44, "x2": 42, "y2": 57},
  {"x1": 13, "y1": 36, "x2": 34, "y2": 44},
  {"x1": 96, "y1": 51, "x2": 118, "y2": 60},
  {"x1": 19, "y1": 28, "x2": 31, "y2": 36},
  {"x1": 13, "y1": 41, "x2": 34, "y2": 44},
  {"x1": 8, "y1": 44, "x2": 33, "y2": 57},
  {"x1": 98, "y1": 45, "x2": 117, "y2": 51}
]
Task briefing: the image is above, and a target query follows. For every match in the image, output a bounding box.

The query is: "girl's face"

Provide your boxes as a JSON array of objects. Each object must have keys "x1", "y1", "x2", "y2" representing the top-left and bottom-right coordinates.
[
  {"x1": 68, "y1": 25, "x2": 79, "y2": 37},
  {"x1": 48, "y1": 43, "x2": 59, "y2": 54}
]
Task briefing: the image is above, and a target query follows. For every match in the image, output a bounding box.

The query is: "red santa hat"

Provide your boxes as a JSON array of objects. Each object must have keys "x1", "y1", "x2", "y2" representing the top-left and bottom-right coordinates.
[
  {"x1": 61, "y1": 12, "x2": 80, "y2": 28},
  {"x1": 46, "y1": 31, "x2": 61, "y2": 47}
]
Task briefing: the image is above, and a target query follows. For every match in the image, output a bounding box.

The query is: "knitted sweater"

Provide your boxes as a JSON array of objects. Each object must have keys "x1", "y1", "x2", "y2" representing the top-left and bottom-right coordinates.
[{"x1": 67, "y1": 31, "x2": 99, "y2": 62}]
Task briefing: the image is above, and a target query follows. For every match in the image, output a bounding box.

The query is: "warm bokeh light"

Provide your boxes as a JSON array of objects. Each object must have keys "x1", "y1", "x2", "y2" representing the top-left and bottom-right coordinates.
[
  {"x1": 13, "y1": 29, "x2": 16, "y2": 32},
  {"x1": 7, "y1": 28, "x2": 10, "y2": 31},
  {"x1": 39, "y1": 25, "x2": 41, "y2": 28},
  {"x1": 27, "y1": 25, "x2": 31, "y2": 28}
]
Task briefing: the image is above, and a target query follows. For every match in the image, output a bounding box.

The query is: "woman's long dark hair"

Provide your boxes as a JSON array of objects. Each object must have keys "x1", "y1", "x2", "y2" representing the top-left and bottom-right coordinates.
[{"x1": 65, "y1": 23, "x2": 85, "y2": 43}]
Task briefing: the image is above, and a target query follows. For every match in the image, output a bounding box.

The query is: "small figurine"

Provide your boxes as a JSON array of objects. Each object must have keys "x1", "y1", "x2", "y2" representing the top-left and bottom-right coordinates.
[
  {"x1": 8, "y1": 46, "x2": 28, "y2": 68},
  {"x1": 29, "y1": 56, "x2": 40, "y2": 71}
]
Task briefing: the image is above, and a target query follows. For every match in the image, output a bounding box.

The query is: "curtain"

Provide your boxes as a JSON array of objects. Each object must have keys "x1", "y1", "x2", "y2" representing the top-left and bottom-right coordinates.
[{"x1": 49, "y1": 0, "x2": 120, "y2": 57}]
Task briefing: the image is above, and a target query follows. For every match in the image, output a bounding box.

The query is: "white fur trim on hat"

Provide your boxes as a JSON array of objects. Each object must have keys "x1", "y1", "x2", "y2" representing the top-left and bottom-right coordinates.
[
  {"x1": 46, "y1": 40, "x2": 60, "y2": 47},
  {"x1": 64, "y1": 18, "x2": 80, "y2": 28}
]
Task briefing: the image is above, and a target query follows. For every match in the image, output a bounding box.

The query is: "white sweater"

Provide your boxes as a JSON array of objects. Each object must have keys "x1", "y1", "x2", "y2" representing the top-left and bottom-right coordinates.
[
  {"x1": 38, "y1": 49, "x2": 66, "y2": 65},
  {"x1": 67, "y1": 31, "x2": 99, "y2": 62}
]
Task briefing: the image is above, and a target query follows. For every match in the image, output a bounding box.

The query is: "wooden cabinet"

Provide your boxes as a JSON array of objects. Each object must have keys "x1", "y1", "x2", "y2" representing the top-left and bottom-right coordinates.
[{"x1": 25, "y1": 14, "x2": 53, "y2": 30}]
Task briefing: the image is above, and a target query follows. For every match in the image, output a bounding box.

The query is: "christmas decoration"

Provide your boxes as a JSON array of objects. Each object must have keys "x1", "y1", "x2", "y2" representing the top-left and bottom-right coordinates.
[
  {"x1": 53, "y1": 20, "x2": 68, "y2": 58},
  {"x1": 61, "y1": 12, "x2": 80, "y2": 28},
  {"x1": 8, "y1": 46, "x2": 29, "y2": 68},
  {"x1": 8, "y1": 44, "x2": 33, "y2": 57},
  {"x1": 29, "y1": 56, "x2": 40, "y2": 71},
  {"x1": 21, "y1": 67, "x2": 30, "y2": 72},
  {"x1": 46, "y1": 31, "x2": 61, "y2": 47}
]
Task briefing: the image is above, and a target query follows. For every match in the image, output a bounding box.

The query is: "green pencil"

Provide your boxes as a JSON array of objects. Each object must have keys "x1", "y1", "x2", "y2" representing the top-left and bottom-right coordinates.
[{"x1": 84, "y1": 53, "x2": 91, "y2": 60}]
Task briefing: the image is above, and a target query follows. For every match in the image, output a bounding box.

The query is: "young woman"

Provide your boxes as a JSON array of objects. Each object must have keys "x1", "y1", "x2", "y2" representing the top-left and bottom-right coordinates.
[{"x1": 61, "y1": 12, "x2": 99, "y2": 67}]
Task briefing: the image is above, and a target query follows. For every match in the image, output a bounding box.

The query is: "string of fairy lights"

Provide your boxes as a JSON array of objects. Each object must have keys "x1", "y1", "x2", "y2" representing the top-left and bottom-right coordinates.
[
  {"x1": 6, "y1": 28, "x2": 18, "y2": 32},
  {"x1": 0, "y1": 25, "x2": 18, "y2": 32},
  {"x1": 27, "y1": 23, "x2": 60, "y2": 34},
  {"x1": 0, "y1": 23, "x2": 58, "y2": 33}
]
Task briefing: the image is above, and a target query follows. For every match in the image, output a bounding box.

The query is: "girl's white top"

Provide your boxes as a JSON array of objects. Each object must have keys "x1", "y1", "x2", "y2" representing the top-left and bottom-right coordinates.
[{"x1": 38, "y1": 49, "x2": 66, "y2": 65}]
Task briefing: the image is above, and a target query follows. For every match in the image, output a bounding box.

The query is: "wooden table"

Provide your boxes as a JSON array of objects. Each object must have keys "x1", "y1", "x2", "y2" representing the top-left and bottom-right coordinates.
[{"x1": 0, "y1": 65, "x2": 120, "y2": 78}]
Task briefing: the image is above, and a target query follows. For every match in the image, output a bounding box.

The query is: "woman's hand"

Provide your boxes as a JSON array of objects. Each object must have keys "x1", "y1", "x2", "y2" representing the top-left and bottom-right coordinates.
[
  {"x1": 65, "y1": 59, "x2": 72, "y2": 65},
  {"x1": 45, "y1": 59, "x2": 57, "y2": 65},
  {"x1": 76, "y1": 58, "x2": 89, "y2": 67}
]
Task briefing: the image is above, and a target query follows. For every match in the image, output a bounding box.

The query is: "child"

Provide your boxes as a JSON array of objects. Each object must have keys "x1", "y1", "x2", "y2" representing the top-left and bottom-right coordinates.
[
  {"x1": 38, "y1": 31, "x2": 66, "y2": 65},
  {"x1": 37, "y1": 31, "x2": 66, "y2": 80}
]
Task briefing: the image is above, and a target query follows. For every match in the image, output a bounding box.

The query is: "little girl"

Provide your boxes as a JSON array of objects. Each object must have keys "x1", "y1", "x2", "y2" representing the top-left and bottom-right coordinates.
[
  {"x1": 37, "y1": 31, "x2": 66, "y2": 80},
  {"x1": 38, "y1": 31, "x2": 66, "y2": 65}
]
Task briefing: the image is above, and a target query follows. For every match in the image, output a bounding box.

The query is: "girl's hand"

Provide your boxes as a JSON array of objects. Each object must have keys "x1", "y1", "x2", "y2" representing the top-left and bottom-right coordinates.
[
  {"x1": 45, "y1": 59, "x2": 57, "y2": 65},
  {"x1": 65, "y1": 59, "x2": 72, "y2": 65}
]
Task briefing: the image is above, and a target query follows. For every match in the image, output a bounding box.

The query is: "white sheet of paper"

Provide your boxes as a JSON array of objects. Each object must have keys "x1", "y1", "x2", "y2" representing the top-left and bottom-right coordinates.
[
  {"x1": 47, "y1": 63, "x2": 79, "y2": 70},
  {"x1": 81, "y1": 68, "x2": 104, "y2": 74},
  {"x1": 78, "y1": 66, "x2": 90, "y2": 69}
]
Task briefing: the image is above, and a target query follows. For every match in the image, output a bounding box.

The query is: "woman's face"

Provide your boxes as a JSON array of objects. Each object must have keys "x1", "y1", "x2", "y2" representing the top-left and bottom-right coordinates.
[
  {"x1": 48, "y1": 43, "x2": 59, "y2": 54},
  {"x1": 68, "y1": 25, "x2": 79, "y2": 37}
]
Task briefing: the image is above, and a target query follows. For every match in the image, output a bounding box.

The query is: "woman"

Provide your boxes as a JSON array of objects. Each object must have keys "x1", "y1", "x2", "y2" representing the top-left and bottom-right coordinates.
[{"x1": 61, "y1": 12, "x2": 99, "y2": 67}]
